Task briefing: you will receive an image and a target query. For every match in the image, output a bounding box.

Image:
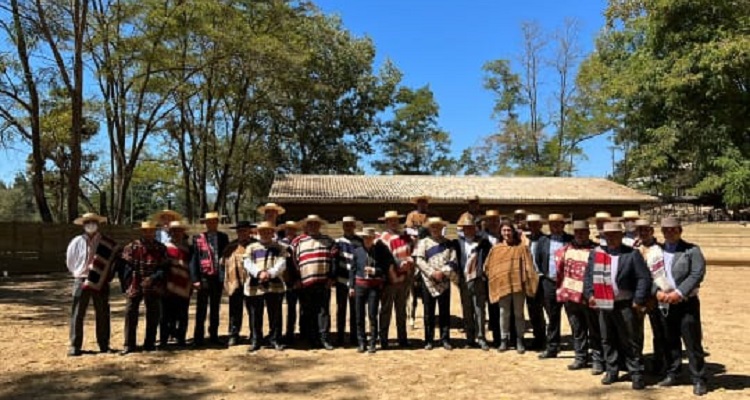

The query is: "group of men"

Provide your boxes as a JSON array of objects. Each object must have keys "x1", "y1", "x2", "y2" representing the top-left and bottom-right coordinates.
[{"x1": 65, "y1": 196, "x2": 708, "y2": 396}]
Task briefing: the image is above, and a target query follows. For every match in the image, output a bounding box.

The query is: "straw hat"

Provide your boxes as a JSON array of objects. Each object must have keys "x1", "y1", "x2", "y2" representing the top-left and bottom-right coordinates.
[
  {"x1": 168, "y1": 220, "x2": 188, "y2": 231},
  {"x1": 73, "y1": 212, "x2": 107, "y2": 225},
  {"x1": 467, "y1": 195, "x2": 480, "y2": 203},
  {"x1": 426, "y1": 217, "x2": 448, "y2": 227},
  {"x1": 356, "y1": 227, "x2": 379, "y2": 237},
  {"x1": 378, "y1": 210, "x2": 405, "y2": 221},
  {"x1": 410, "y1": 195, "x2": 431, "y2": 204},
  {"x1": 526, "y1": 214, "x2": 543, "y2": 223},
  {"x1": 601, "y1": 222, "x2": 624, "y2": 233},
  {"x1": 622, "y1": 210, "x2": 640, "y2": 220},
  {"x1": 547, "y1": 213, "x2": 568, "y2": 223},
  {"x1": 483, "y1": 209, "x2": 502, "y2": 219},
  {"x1": 594, "y1": 211, "x2": 612, "y2": 221},
  {"x1": 200, "y1": 211, "x2": 221, "y2": 222},
  {"x1": 152, "y1": 209, "x2": 183, "y2": 222},
  {"x1": 571, "y1": 220, "x2": 590, "y2": 231},
  {"x1": 277, "y1": 221, "x2": 301, "y2": 231},
  {"x1": 301, "y1": 214, "x2": 328, "y2": 225},
  {"x1": 660, "y1": 216, "x2": 682, "y2": 228},
  {"x1": 457, "y1": 215, "x2": 477, "y2": 227},
  {"x1": 634, "y1": 219, "x2": 652, "y2": 228},
  {"x1": 256, "y1": 221, "x2": 277, "y2": 232},
  {"x1": 514, "y1": 209, "x2": 528, "y2": 216},
  {"x1": 136, "y1": 221, "x2": 157, "y2": 230},
  {"x1": 257, "y1": 203, "x2": 286, "y2": 215},
  {"x1": 341, "y1": 216, "x2": 358, "y2": 224}
]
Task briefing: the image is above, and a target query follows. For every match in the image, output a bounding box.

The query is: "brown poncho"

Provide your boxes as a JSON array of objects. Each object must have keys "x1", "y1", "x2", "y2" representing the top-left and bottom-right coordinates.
[{"x1": 484, "y1": 242, "x2": 538, "y2": 303}]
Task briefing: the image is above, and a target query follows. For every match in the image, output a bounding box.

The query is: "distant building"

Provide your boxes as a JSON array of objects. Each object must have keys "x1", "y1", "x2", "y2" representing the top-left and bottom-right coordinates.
[{"x1": 267, "y1": 174, "x2": 660, "y2": 223}]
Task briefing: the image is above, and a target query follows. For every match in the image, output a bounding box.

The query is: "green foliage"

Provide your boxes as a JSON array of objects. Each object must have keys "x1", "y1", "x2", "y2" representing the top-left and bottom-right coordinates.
[
  {"x1": 585, "y1": 0, "x2": 750, "y2": 207},
  {"x1": 372, "y1": 85, "x2": 454, "y2": 175}
]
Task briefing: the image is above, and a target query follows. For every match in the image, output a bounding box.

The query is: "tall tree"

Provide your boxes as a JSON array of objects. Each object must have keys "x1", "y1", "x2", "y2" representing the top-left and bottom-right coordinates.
[
  {"x1": 584, "y1": 0, "x2": 750, "y2": 207},
  {"x1": 372, "y1": 85, "x2": 453, "y2": 175}
]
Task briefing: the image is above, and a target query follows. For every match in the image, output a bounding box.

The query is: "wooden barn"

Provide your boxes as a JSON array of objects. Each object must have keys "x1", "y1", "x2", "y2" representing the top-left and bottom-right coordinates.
[{"x1": 266, "y1": 174, "x2": 660, "y2": 223}]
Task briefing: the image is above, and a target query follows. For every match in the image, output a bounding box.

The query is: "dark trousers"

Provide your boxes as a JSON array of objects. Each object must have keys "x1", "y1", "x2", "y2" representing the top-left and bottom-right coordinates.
[
  {"x1": 457, "y1": 273, "x2": 476, "y2": 342},
  {"x1": 565, "y1": 301, "x2": 603, "y2": 364},
  {"x1": 160, "y1": 295, "x2": 189, "y2": 344},
  {"x1": 285, "y1": 289, "x2": 300, "y2": 339},
  {"x1": 488, "y1": 300, "x2": 501, "y2": 345},
  {"x1": 540, "y1": 278, "x2": 562, "y2": 352},
  {"x1": 422, "y1": 286, "x2": 450, "y2": 344},
  {"x1": 246, "y1": 293, "x2": 284, "y2": 345},
  {"x1": 69, "y1": 278, "x2": 110, "y2": 351},
  {"x1": 299, "y1": 285, "x2": 331, "y2": 344},
  {"x1": 466, "y1": 279, "x2": 487, "y2": 342},
  {"x1": 647, "y1": 305, "x2": 669, "y2": 374},
  {"x1": 194, "y1": 275, "x2": 222, "y2": 341},
  {"x1": 228, "y1": 290, "x2": 246, "y2": 339},
  {"x1": 124, "y1": 294, "x2": 160, "y2": 348},
  {"x1": 380, "y1": 282, "x2": 410, "y2": 343},
  {"x1": 355, "y1": 286, "x2": 381, "y2": 346},
  {"x1": 598, "y1": 300, "x2": 645, "y2": 377},
  {"x1": 335, "y1": 282, "x2": 357, "y2": 343},
  {"x1": 527, "y1": 281, "x2": 547, "y2": 346},
  {"x1": 665, "y1": 297, "x2": 706, "y2": 383}
]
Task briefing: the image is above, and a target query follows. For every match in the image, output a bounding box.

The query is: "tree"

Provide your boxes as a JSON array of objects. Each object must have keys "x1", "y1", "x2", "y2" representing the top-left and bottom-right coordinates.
[
  {"x1": 584, "y1": 0, "x2": 750, "y2": 207},
  {"x1": 372, "y1": 85, "x2": 454, "y2": 175}
]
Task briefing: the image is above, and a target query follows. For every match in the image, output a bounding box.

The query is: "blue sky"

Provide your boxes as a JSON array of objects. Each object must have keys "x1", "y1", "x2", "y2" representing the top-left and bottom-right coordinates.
[{"x1": 0, "y1": 0, "x2": 619, "y2": 183}]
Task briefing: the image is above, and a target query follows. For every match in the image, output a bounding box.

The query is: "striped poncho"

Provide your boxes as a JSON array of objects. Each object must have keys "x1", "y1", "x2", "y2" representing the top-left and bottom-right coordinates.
[
  {"x1": 165, "y1": 242, "x2": 192, "y2": 299},
  {"x1": 590, "y1": 248, "x2": 615, "y2": 310},
  {"x1": 243, "y1": 242, "x2": 288, "y2": 296},
  {"x1": 335, "y1": 235, "x2": 363, "y2": 285},
  {"x1": 413, "y1": 236, "x2": 457, "y2": 297},
  {"x1": 378, "y1": 230, "x2": 414, "y2": 284},
  {"x1": 291, "y1": 234, "x2": 336, "y2": 288},
  {"x1": 555, "y1": 241, "x2": 595, "y2": 304},
  {"x1": 82, "y1": 234, "x2": 118, "y2": 292}
]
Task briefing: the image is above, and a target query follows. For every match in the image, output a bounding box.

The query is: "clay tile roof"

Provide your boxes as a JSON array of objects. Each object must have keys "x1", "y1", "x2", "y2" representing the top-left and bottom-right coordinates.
[{"x1": 268, "y1": 175, "x2": 659, "y2": 205}]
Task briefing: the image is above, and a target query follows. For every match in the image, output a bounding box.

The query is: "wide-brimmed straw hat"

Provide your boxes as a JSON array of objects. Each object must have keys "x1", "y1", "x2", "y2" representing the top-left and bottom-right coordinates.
[
  {"x1": 230, "y1": 221, "x2": 256, "y2": 230},
  {"x1": 341, "y1": 216, "x2": 358, "y2": 224},
  {"x1": 621, "y1": 210, "x2": 641, "y2": 220},
  {"x1": 526, "y1": 214, "x2": 544, "y2": 223},
  {"x1": 660, "y1": 216, "x2": 682, "y2": 228},
  {"x1": 256, "y1": 221, "x2": 277, "y2": 232},
  {"x1": 634, "y1": 219, "x2": 652, "y2": 228},
  {"x1": 514, "y1": 209, "x2": 528, "y2": 216},
  {"x1": 257, "y1": 203, "x2": 286, "y2": 215},
  {"x1": 302, "y1": 214, "x2": 328, "y2": 225},
  {"x1": 168, "y1": 220, "x2": 188, "y2": 231},
  {"x1": 426, "y1": 217, "x2": 448, "y2": 227},
  {"x1": 547, "y1": 213, "x2": 569, "y2": 223},
  {"x1": 457, "y1": 215, "x2": 477, "y2": 227},
  {"x1": 483, "y1": 209, "x2": 502, "y2": 219},
  {"x1": 136, "y1": 221, "x2": 158, "y2": 230},
  {"x1": 277, "y1": 221, "x2": 301, "y2": 231},
  {"x1": 378, "y1": 210, "x2": 405, "y2": 221},
  {"x1": 356, "y1": 227, "x2": 379, "y2": 237},
  {"x1": 601, "y1": 222, "x2": 624, "y2": 233},
  {"x1": 200, "y1": 211, "x2": 221, "y2": 222},
  {"x1": 594, "y1": 211, "x2": 612, "y2": 221},
  {"x1": 571, "y1": 220, "x2": 590, "y2": 230},
  {"x1": 73, "y1": 212, "x2": 107, "y2": 225},
  {"x1": 152, "y1": 209, "x2": 183, "y2": 222}
]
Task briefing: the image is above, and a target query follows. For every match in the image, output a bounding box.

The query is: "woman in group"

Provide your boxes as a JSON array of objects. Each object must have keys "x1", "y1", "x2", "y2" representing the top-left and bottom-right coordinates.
[{"x1": 483, "y1": 221, "x2": 538, "y2": 353}]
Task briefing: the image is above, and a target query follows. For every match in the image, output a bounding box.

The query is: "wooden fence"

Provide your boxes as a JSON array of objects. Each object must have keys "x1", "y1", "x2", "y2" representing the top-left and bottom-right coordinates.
[{"x1": 0, "y1": 221, "x2": 747, "y2": 275}]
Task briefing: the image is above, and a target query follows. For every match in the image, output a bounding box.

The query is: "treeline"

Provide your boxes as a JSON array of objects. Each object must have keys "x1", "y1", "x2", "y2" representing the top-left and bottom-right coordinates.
[{"x1": 0, "y1": 0, "x2": 746, "y2": 224}]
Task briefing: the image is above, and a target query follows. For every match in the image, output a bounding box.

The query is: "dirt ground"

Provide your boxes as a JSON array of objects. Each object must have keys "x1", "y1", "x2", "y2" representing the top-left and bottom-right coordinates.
[{"x1": 0, "y1": 268, "x2": 748, "y2": 400}]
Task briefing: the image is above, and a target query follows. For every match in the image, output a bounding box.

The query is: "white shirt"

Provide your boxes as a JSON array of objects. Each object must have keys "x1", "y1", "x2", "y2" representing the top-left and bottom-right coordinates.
[
  {"x1": 66, "y1": 233, "x2": 100, "y2": 279},
  {"x1": 609, "y1": 254, "x2": 620, "y2": 296},
  {"x1": 460, "y1": 237, "x2": 479, "y2": 279}
]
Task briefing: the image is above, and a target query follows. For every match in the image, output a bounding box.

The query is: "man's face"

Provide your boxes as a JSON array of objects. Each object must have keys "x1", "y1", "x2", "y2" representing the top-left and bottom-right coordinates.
[
  {"x1": 205, "y1": 219, "x2": 219, "y2": 232},
  {"x1": 264, "y1": 210, "x2": 279, "y2": 222},
  {"x1": 604, "y1": 231, "x2": 623, "y2": 248},
  {"x1": 417, "y1": 199, "x2": 428, "y2": 212},
  {"x1": 142, "y1": 228, "x2": 156, "y2": 241},
  {"x1": 342, "y1": 221, "x2": 356, "y2": 235},
  {"x1": 306, "y1": 221, "x2": 321, "y2": 235},
  {"x1": 284, "y1": 227, "x2": 298, "y2": 240},
  {"x1": 527, "y1": 221, "x2": 542, "y2": 234},
  {"x1": 237, "y1": 227, "x2": 253, "y2": 243},
  {"x1": 462, "y1": 225, "x2": 476, "y2": 239},
  {"x1": 259, "y1": 228, "x2": 274, "y2": 243},
  {"x1": 573, "y1": 229, "x2": 590, "y2": 244},
  {"x1": 515, "y1": 214, "x2": 526, "y2": 225},
  {"x1": 363, "y1": 235, "x2": 376, "y2": 247},
  {"x1": 385, "y1": 218, "x2": 400, "y2": 231},
  {"x1": 549, "y1": 221, "x2": 565, "y2": 235},
  {"x1": 637, "y1": 226, "x2": 654, "y2": 243},
  {"x1": 661, "y1": 226, "x2": 682, "y2": 243},
  {"x1": 429, "y1": 224, "x2": 443, "y2": 238},
  {"x1": 485, "y1": 216, "x2": 500, "y2": 233}
]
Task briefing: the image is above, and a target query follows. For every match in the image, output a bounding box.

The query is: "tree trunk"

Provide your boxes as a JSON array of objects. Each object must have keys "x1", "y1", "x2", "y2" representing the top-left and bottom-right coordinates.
[{"x1": 67, "y1": 0, "x2": 89, "y2": 222}]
